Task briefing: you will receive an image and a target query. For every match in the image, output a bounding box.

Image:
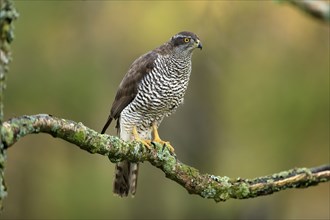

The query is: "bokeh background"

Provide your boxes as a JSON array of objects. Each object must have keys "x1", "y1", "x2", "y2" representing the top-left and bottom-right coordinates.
[{"x1": 1, "y1": 1, "x2": 329, "y2": 219}]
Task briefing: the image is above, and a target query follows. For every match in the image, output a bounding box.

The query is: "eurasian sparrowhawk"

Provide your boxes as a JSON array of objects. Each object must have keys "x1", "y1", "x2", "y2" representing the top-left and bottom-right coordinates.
[{"x1": 101, "y1": 31, "x2": 202, "y2": 197}]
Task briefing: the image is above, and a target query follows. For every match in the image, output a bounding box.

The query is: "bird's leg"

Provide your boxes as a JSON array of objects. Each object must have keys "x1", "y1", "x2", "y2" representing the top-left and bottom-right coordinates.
[
  {"x1": 151, "y1": 123, "x2": 175, "y2": 153},
  {"x1": 132, "y1": 126, "x2": 152, "y2": 149}
]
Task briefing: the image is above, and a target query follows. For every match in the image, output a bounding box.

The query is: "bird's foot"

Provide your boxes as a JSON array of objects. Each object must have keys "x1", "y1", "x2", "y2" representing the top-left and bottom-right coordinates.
[
  {"x1": 132, "y1": 125, "x2": 175, "y2": 153},
  {"x1": 153, "y1": 138, "x2": 175, "y2": 154},
  {"x1": 132, "y1": 126, "x2": 152, "y2": 150},
  {"x1": 151, "y1": 124, "x2": 175, "y2": 153}
]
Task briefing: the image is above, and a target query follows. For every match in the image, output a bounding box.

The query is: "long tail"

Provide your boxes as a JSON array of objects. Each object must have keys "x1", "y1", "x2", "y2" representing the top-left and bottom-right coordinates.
[
  {"x1": 102, "y1": 115, "x2": 139, "y2": 197},
  {"x1": 101, "y1": 116, "x2": 113, "y2": 134},
  {"x1": 113, "y1": 161, "x2": 139, "y2": 197}
]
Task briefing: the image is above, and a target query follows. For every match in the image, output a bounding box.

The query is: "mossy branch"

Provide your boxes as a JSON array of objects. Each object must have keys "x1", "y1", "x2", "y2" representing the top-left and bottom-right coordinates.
[
  {"x1": 0, "y1": 0, "x2": 329, "y2": 207},
  {"x1": 1, "y1": 114, "x2": 329, "y2": 202},
  {"x1": 0, "y1": 0, "x2": 19, "y2": 208}
]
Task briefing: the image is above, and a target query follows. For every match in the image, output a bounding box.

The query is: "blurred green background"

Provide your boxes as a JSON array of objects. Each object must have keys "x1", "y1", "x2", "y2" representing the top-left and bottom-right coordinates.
[{"x1": 1, "y1": 1, "x2": 329, "y2": 219}]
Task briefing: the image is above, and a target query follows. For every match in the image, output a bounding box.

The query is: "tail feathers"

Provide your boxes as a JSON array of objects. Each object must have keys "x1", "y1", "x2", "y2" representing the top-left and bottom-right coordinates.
[
  {"x1": 113, "y1": 161, "x2": 139, "y2": 197},
  {"x1": 128, "y1": 163, "x2": 139, "y2": 195},
  {"x1": 101, "y1": 116, "x2": 113, "y2": 134}
]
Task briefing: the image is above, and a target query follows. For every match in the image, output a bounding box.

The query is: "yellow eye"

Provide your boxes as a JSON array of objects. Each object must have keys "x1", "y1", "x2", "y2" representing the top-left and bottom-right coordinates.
[{"x1": 183, "y1": 37, "x2": 190, "y2": 43}]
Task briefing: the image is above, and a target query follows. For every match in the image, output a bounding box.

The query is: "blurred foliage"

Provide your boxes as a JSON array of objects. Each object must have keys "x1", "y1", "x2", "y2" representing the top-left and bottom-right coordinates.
[{"x1": 0, "y1": 1, "x2": 329, "y2": 219}]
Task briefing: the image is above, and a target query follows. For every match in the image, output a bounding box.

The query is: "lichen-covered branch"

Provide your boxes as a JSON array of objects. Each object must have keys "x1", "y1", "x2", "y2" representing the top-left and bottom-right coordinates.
[
  {"x1": 1, "y1": 114, "x2": 329, "y2": 202},
  {"x1": 284, "y1": 0, "x2": 330, "y2": 22},
  {"x1": 0, "y1": 0, "x2": 19, "y2": 208},
  {"x1": 0, "y1": 0, "x2": 329, "y2": 208}
]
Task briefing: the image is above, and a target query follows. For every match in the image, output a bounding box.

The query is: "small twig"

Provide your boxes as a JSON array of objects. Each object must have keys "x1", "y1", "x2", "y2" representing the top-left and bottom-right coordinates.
[
  {"x1": 285, "y1": 0, "x2": 330, "y2": 22},
  {"x1": 1, "y1": 114, "x2": 329, "y2": 202}
]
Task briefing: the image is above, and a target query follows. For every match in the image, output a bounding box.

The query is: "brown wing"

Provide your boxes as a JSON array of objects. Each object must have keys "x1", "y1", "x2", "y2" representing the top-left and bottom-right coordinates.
[{"x1": 101, "y1": 51, "x2": 157, "y2": 134}]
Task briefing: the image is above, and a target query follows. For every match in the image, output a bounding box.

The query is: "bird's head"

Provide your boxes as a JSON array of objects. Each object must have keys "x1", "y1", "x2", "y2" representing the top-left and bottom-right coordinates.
[{"x1": 170, "y1": 31, "x2": 202, "y2": 55}]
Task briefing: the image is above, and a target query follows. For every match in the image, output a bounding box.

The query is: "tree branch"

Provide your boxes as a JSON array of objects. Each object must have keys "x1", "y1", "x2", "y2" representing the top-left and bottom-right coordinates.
[
  {"x1": 0, "y1": 0, "x2": 329, "y2": 209},
  {"x1": 1, "y1": 114, "x2": 329, "y2": 202},
  {"x1": 284, "y1": 0, "x2": 330, "y2": 22},
  {"x1": 0, "y1": 0, "x2": 19, "y2": 208}
]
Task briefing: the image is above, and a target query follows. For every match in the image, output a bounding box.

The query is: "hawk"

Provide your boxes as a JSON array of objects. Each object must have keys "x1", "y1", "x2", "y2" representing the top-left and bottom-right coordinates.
[{"x1": 101, "y1": 31, "x2": 202, "y2": 197}]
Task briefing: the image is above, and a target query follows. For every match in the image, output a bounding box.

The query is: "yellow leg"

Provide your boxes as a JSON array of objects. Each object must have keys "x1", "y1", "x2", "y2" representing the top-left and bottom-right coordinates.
[
  {"x1": 152, "y1": 124, "x2": 175, "y2": 153},
  {"x1": 132, "y1": 126, "x2": 152, "y2": 149}
]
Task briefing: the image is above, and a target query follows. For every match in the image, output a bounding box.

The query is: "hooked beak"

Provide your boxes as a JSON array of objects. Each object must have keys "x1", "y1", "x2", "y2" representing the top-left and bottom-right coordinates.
[{"x1": 196, "y1": 39, "x2": 202, "y2": 50}]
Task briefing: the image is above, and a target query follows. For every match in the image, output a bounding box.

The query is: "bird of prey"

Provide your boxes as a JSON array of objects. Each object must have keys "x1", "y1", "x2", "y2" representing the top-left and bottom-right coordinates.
[{"x1": 101, "y1": 31, "x2": 202, "y2": 197}]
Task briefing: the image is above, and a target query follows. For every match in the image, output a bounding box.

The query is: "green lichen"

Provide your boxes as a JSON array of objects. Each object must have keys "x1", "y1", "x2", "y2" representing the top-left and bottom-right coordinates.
[
  {"x1": 273, "y1": 170, "x2": 290, "y2": 179},
  {"x1": 200, "y1": 175, "x2": 233, "y2": 202},
  {"x1": 266, "y1": 178, "x2": 274, "y2": 183},
  {"x1": 201, "y1": 185, "x2": 217, "y2": 198},
  {"x1": 108, "y1": 135, "x2": 122, "y2": 150},
  {"x1": 295, "y1": 167, "x2": 311, "y2": 175},
  {"x1": 234, "y1": 182, "x2": 250, "y2": 198},
  {"x1": 1, "y1": 113, "x2": 329, "y2": 204},
  {"x1": 132, "y1": 142, "x2": 142, "y2": 155},
  {"x1": 152, "y1": 142, "x2": 177, "y2": 171},
  {"x1": 1, "y1": 0, "x2": 19, "y2": 208},
  {"x1": 107, "y1": 136, "x2": 123, "y2": 163},
  {"x1": 107, "y1": 136, "x2": 141, "y2": 163},
  {"x1": 215, "y1": 176, "x2": 232, "y2": 201},
  {"x1": 179, "y1": 162, "x2": 199, "y2": 177},
  {"x1": 218, "y1": 191, "x2": 230, "y2": 201},
  {"x1": 218, "y1": 176, "x2": 231, "y2": 186},
  {"x1": 73, "y1": 128, "x2": 86, "y2": 143},
  {"x1": 0, "y1": 122, "x2": 13, "y2": 146}
]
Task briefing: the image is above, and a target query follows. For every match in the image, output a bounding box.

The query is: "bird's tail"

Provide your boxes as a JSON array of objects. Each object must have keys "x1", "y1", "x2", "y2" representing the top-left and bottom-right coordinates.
[
  {"x1": 106, "y1": 116, "x2": 139, "y2": 197},
  {"x1": 113, "y1": 161, "x2": 139, "y2": 197},
  {"x1": 101, "y1": 116, "x2": 113, "y2": 134}
]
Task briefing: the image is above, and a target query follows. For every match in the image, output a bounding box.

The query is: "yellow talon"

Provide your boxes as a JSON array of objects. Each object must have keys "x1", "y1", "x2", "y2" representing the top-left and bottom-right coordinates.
[
  {"x1": 133, "y1": 126, "x2": 152, "y2": 149},
  {"x1": 132, "y1": 124, "x2": 175, "y2": 153},
  {"x1": 151, "y1": 124, "x2": 175, "y2": 153}
]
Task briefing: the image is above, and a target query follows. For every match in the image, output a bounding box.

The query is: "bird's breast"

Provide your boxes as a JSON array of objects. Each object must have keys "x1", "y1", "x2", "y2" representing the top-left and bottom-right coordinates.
[
  {"x1": 138, "y1": 64, "x2": 190, "y2": 114},
  {"x1": 120, "y1": 55, "x2": 192, "y2": 134}
]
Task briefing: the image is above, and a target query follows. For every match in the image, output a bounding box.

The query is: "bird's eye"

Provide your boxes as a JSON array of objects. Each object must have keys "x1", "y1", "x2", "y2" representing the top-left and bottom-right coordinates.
[{"x1": 183, "y1": 37, "x2": 190, "y2": 43}]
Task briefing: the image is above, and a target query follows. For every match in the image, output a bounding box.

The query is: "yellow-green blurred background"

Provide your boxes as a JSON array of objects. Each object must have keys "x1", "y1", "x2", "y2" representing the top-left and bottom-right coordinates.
[{"x1": 1, "y1": 1, "x2": 329, "y2": 219}]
